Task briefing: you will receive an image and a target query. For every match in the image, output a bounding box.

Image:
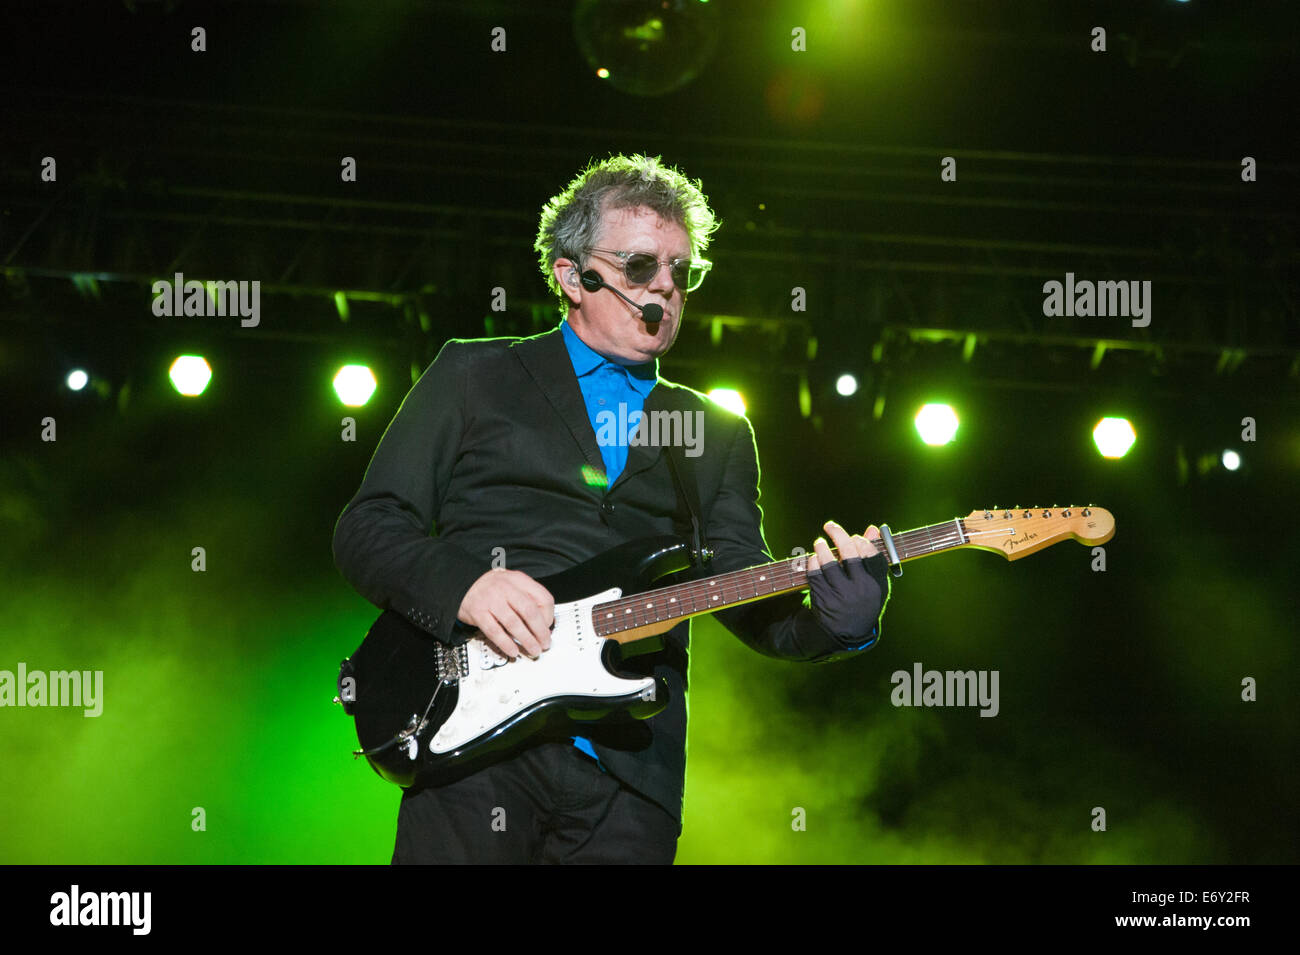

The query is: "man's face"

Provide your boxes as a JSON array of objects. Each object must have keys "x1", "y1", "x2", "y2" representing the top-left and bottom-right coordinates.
[{"x1": 556, "y1": 205, "x2": 691, "y2": 365}]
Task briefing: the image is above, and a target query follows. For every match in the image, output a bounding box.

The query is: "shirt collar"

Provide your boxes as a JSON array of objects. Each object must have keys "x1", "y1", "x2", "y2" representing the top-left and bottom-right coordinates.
[{"x1": 560, "y1": 319, "x2": 658, "y2": 395}]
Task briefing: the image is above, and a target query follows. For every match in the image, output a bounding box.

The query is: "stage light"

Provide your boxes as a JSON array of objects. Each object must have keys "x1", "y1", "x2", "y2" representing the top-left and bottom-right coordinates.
[
  {"x1": 1092, "y1": 417, "x2": 1136, "y2": 458},
  {"x1": 1221, "y1": 450, "x2": 1241, "y2": 471},
  {"x1": 836, "y1": 374, "x2": 858, "y2": 397},
  {"x1": 914, "y1": 403, "x2": 959, "y2": 446},
  {"x1": 169, "y1": 356, "x2": 211, "y2": 397},
  {"x1": 66, "y1": 369, "x2": 89, "y2": 391},
  {"x1": 708, "y1": 388, "x2": 746, "y2": 416},
  {"x1": 333, "y1": 365, "x2": 377, "y2": 407}
]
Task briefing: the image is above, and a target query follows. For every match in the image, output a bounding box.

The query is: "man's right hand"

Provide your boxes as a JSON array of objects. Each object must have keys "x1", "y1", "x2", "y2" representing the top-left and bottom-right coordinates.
[{"x1": 456, "y1": 568, "x2": 555, "y2": 660}]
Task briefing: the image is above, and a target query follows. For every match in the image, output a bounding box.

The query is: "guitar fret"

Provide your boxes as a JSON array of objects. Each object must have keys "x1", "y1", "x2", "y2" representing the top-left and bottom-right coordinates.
[
  {"x1": 593, "y1": 526, "x2": 984, "y2": 637},
  {"x1": 599, "y1": 561, "x2": 806, "y2": 636}
]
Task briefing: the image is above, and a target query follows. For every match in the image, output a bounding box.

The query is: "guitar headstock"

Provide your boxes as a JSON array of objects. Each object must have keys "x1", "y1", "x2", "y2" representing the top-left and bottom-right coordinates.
[{"x1": 961, "y1": 506, "x2": 1115, "y2": 560}]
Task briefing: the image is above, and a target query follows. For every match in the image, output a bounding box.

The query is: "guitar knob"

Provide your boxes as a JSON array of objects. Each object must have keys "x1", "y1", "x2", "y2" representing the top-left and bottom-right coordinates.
[
  {"x1": 984, "y1": 511, "x2": 992, "y2": 519},
  {"x1": 1023, "y1": 510, "x2": 1031, "y2": 519},
  {"x1": 1004, "y1": 511, "x2": 1012, "y2": 520},
  {"x1": 1043, "y1": 510, "x2": 1051, "y2": 518},
  {"x1": 1063, "y1": 509, "x2": 1072, "y2": 517},
  {"x1": 1083, "y1": 508, "x2": 1091, "y2": 516}
]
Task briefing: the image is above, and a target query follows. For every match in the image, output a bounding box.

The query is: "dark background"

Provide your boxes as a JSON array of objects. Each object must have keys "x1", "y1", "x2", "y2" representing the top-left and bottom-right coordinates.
[{"x1": 0, "y1": 0, "x2": 1295, "y2": 863}]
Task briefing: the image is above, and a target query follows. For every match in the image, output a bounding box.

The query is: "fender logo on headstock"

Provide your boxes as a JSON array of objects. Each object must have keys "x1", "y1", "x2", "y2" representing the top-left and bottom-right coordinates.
[{"x1": 1003, "y1": 530, "x2": 1038, "y2": 551}]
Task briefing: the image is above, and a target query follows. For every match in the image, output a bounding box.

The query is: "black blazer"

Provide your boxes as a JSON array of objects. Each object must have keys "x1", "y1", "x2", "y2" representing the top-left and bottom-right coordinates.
[{"x1": 332, "y1": 325, "x2": 888, "y2": 822}]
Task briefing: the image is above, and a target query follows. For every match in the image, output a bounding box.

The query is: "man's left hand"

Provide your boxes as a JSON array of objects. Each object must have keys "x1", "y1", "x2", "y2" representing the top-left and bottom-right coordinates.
[
  {"x1": 809, "y1": 520, "x2": 880, "y2": 569},
  {"x1": 806, "y1": 520, "x2": 887, "y2": 643}
]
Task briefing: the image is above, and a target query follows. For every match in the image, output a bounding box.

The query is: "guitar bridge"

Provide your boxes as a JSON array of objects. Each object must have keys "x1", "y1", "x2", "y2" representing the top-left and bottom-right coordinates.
[{"x1": 435, "y1": 643, "x2": 469, "y2": 685}]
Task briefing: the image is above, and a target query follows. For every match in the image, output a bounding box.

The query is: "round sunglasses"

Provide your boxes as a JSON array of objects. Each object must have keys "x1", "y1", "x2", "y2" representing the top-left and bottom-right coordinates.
[{"x1": 586, "y1": 248, "x2": 712, "y2": 292}]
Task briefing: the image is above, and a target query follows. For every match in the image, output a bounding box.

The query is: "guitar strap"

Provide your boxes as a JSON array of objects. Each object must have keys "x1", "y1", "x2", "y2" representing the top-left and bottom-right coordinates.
[{"x1": 665, "y1": 441, "x2": 713, "y2": 569}]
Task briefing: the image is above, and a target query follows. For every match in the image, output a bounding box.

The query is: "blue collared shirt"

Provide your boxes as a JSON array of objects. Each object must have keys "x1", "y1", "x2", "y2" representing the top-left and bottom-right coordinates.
[
  {"x1": 560, "y1": 319, "x2": 658, "y2": 767},
  {"x1": 560, "y1": 319, "x2": 658, "y2": 486}
]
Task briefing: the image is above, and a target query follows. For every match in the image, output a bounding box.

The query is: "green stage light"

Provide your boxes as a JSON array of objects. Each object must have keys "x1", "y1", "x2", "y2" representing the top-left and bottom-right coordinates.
[
  {"x1": 836, "y1": 374, "x2": 858, "y2": 397},
  {"x1": 169, "y1": 356, "x2": 211, "y2": 397},
  {"x1": 1092, "y1": 417, "x2": 1136, "y2": 458},
  {"x1": 914, "y1": 403, "x2": 959, "y2": 446},
  {"x1": 333, "y1": 365, "x2": 377, "y2": 407},
  {"x1": 66, "y1": 369, "x2": 89, "y2": 391},
  {"x1": 708, "y1": 388, "x2": 746, "y2": 416}
]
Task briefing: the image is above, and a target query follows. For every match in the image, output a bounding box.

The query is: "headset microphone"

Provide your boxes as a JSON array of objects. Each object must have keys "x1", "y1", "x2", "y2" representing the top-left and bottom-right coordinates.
[{"x1": 579, "y1": 269, "x2": 664, "y2": 323}]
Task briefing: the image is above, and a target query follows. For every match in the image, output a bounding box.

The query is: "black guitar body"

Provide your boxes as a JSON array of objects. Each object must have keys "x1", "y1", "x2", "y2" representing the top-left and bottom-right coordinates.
[{"x1": 338, "y1": 535, "x2": 694, "y2": 788}]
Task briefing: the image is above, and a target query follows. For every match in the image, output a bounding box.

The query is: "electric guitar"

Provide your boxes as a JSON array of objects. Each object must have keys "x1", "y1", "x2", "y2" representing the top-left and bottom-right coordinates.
[{"x1": 338, "y1": 506, "x2": 1115, "y2": 788}]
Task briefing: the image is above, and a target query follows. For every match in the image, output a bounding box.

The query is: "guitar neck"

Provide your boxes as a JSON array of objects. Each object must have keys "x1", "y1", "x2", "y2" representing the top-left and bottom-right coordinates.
[{"x1": 593, "y1": 506, "x2": 1115, "y2": 643}]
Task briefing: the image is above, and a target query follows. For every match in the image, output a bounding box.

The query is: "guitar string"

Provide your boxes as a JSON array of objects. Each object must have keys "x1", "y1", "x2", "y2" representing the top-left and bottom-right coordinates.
[
  {"x1": 593, "y1": 519, "x2": 1076, "y2": 634},
  {"x1": 594, "y1": 526, "x2": 968, "y2": 631},
  {"x1": 599, "y1": 524, "x2": 1004, "y2": 619}
]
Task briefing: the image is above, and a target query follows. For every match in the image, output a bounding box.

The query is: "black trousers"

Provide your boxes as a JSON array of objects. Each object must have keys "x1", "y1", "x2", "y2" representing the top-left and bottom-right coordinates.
[{"x1": 391, "y1": 742, "x2": 680, "y2": 864}]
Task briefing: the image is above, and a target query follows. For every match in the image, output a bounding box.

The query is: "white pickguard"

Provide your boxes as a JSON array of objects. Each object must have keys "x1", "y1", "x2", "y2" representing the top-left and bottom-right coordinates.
[{"x1": 428, "y1": 587, "x2": 657, "y2": 754}]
